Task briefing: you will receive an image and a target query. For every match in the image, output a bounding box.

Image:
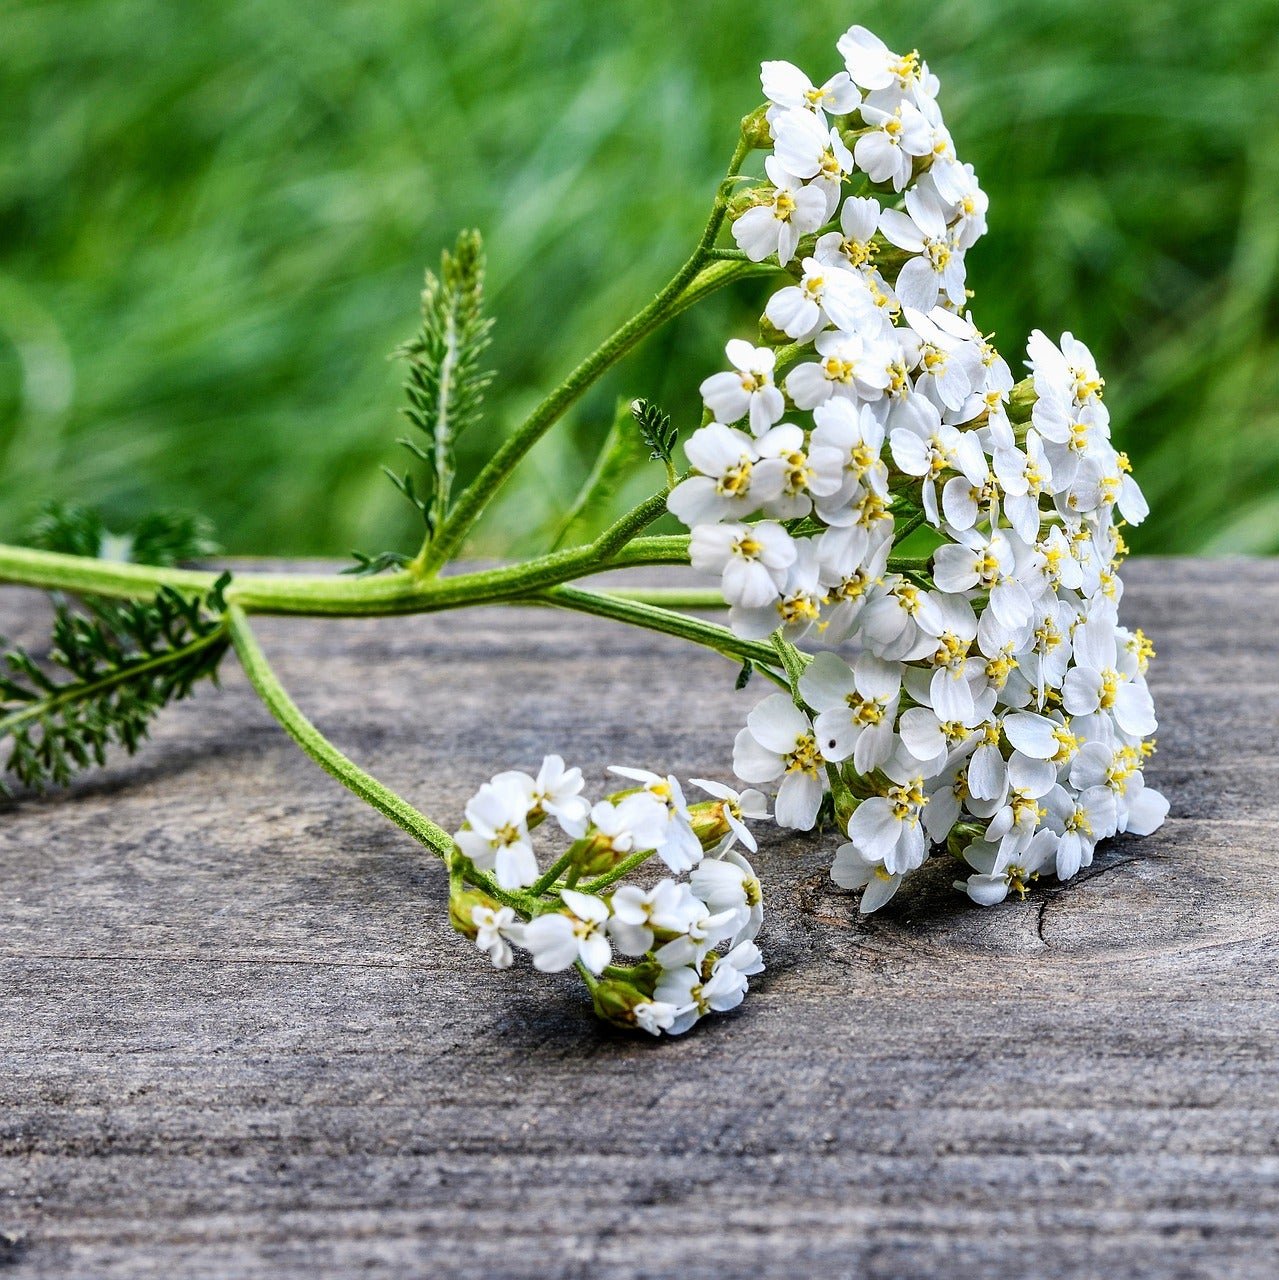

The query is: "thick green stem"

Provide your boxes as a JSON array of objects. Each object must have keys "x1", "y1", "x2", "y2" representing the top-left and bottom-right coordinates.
[
  {"x1": 0, "y1": 543, "x2": 217, "y2": 599},
  {"x1": 771, "y1": 634, "x2": 810, "y2": 690},
  {"x1": 0, "y1": 531, "x2": 690, "y2": 617},
  {"x1": 415, "y1": 137, "x2": 751, "y2": 575}
]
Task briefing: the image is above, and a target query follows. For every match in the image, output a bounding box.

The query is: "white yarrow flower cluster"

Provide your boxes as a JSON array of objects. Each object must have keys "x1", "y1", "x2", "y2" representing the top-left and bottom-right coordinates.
[
  {"x1": 670, "y1": 25, "x2": 1168, "y2": 916},
  {"x1": 452, "y1": 759, "x2": 769, "y2": 1036}
]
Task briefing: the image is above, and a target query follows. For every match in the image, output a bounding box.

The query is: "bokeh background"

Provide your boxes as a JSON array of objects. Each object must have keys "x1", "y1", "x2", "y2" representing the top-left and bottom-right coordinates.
[{"x1": 3, "y1": 0, "x2": 1277, "y2": 559}]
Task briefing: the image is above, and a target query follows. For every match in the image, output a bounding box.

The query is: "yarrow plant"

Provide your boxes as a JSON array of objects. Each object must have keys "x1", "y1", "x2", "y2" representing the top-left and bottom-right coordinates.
[{"x1": 0, "y1": 22, "x2": 1166, "y2": 1035}]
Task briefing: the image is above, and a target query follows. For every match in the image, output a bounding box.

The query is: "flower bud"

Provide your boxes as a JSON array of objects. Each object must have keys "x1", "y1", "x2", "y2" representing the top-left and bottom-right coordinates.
[
  {"x1": 448, "y1": 887, "x2": 500, "y2": 939},
  {"x1": 739, "y1": 104, "x2": 773, "y2": 150},
  {"x1": 1007, "y1": 377, "x2": 1038, "y2": 423},
  {"x1": 590, "y1": 962, "x2": 661, "y2": 1029},
  {"x1": 757, "y1": 315, "x2": 790, "y2": 347},
  {"x1": 573, "y1": 834, "x2": 630, "y2": 878},
  {"x1": 688, "y1": 800, "x2": 731, "y2": 850},
  {"x1": 727, "y1": 189, "x2": 764, "y2": 222}
]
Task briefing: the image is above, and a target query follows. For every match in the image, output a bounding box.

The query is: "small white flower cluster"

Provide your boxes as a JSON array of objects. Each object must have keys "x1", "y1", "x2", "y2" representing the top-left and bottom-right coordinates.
[
  {"x1": 668, "y1": 25, "x2": 1168, "y2": 915},
  {"x1": 453, "y1": 758, "x2": 768, "y2": 1036}
]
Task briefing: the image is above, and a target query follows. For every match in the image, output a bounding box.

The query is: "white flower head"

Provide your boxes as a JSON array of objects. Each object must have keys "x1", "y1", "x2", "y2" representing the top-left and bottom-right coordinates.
[
  {"x1": 733, "y1": 693, "x2": 826, "y2": 830},
  {"x1": 733, "y1": 156, "x2": 828, "y2": 266},
  {"x1": 454, "y1": 774, "x2": 538, "y2": 891},
  {"x1": 666, "y1": 422, "x2": 785, "y2": 526},
  {"x1": 880, "y1": 189, "x2": 966, "y2": 312},
  {"x1": 471, "y1": 904, "x2": 525, "y2": 970},
  {"x1": 608, "y1": 766, "x2": 703, "y2": 872},
  {"x1": 690, "y1": 778, "x2": 770, "y2": 853},
  {"x1": 832, "y1": 838, "x2": 903, "y2": 913},
  {"x1": 854, "y1": 100, "x2": 931, "y2": 191},
  {"x1": 838, "y1": 25, "x2": 937, "y2": 104},
  {"x1": 761, "y1": 60, "x2": 860, "y2": 123},
  {"x1": 770, "y1": 108, "x2": 854, "y2": 214},
  {"x1": 699, "y1": 339, "x2": 786, "y2": 435},
  {"x1": 522, "y1": 889, "x2": 612, "y2": 975}
]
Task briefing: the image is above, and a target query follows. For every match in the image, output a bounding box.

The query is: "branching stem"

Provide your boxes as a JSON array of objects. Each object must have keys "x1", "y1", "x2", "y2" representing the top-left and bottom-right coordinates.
[{"x1": 413, "y1": 136, "x2": 752, "y2": 575}]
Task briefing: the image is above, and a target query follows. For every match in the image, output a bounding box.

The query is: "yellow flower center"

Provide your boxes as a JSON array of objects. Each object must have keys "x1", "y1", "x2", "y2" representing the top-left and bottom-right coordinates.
[
  {"x1": 819, "y1": 149, "x2": 843, "y2": 180},
  {"x1": 1130, "y1": 628, "x2": 1155, "y2": 673},
  {"x1": 785, "y1": 733, "x2": 822, "y2": 775},
  {"x1": 782, "y1": 450, "x2": 813, "y2": 494},
  {"x1": 887, "y1": 776, "x2": 926, "y2": 822},
  {"x1": 779, "y1": 594, "x2": 821, "y2": 626},
  {"x1": 1010, "y1": 789, "x2": 1044, "y2": 827},
  {"x1": 1066, "y1": 807, "x2": 1092, "y2": 836},
  {"x1": 1051, "y1": 723, "x2": 1079, "y2": 762},
  {"x1": 841, "y1": 237, "x2": 873, "y2": 267},
  {"x1": 892, "y1": 50, "x2": 922, "y2": 84},
  {"x1": 986, "y1": 652, "x2": 1018, "y2": 688},
  {"x1": 717, "y1": 458, "x2": 753, "y2": 496},
  {"x1": 847, "y1": 693, "x2": 886, "y2": 726},
  {"x1": 976, "y1": 550, "x2": 1001, "y2": 584},
  {"x1": 1071, "y1": 366, "x2": 1104, "y2": 400},
  {"x1": 1099, "y1": 668, "x2": 1120, "y2": 710},
  {"x1": 925, "y1": 239, "x2": 951, "y2": 270},
  {"x1": 933, "y1": 631, "x2": 969, "y2": 670},
  {"x1": 856, "y1": 490, "x2": 891, "y2": 527}
]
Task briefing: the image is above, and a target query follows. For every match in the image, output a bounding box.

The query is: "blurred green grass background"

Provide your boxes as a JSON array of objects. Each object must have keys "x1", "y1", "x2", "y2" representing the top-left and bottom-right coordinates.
[{"x1": 2, "y1": 0, "x2": 1277, "y2": 558}]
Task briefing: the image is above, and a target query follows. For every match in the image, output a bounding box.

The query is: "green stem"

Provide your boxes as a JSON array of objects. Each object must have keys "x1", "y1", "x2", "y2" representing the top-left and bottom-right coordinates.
[
  {"x1": 893, "y1": 508, "x2": 930, "y2": 544},
  {"x1": 581, "y1": 847, "x2": 657, "y2": 895},
  {"x1": 226, "y1": 604, "x2": 540, "y2": 919},
  {"x1": 415, "y1": 137, "x2": 751, "y2": 575},
  {"x1": 770, "y1": 633, "x2": 809, "y2": 689},
  {"x1": 532, "y1": 585, "x2": 778, "y2": 668},
  {"x1": 593, "y1": 502, "x2": 679, "y2": 559},
  {"x1": 227, "y1": 604, "x2": 456, "y2": 860},
  {"x1": 602, "y1": 587, "x2": 728, "y2": 609},
  {"x1": 0, "y1": 531, "x2": 691, "y2": 617},
  {"x1": 575, "y1": 959, "x2": 601, "y2": 993},
  {"x1": 0, "y1": 543, "x2": 216, "y2": 600},
  {"x1": 229, "y1": 608, "x2": 546, "y2": 913},
  {"x1": 528, "y1": 845, "x2": 579, "y2": 897}
]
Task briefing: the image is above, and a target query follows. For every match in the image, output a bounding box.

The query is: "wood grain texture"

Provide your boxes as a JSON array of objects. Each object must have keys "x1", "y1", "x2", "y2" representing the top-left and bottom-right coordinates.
[{"x1": 1, "y1": 558, "x2": 1277, "y2": 1279}]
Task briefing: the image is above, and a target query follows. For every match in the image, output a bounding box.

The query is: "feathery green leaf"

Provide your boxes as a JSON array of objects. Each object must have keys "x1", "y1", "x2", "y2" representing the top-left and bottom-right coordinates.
[
  {"x1": 21, "y1": 502, "x2": 219, "y2": 567},
  {"x1": 0, "y1": 577, "x2": 231, "y2": 796},
  {"x1": 631, "y1": 398, "x2": 678, "y2": 465},
  {"x1": 393, "y1": 229, "x2": 494, "y2": 536}
]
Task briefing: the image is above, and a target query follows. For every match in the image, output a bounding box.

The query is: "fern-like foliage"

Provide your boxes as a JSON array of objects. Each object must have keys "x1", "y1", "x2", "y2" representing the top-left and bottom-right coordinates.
[
  {"x1": 22, "y1": 502, "x2": 219, "y2": 567},
  {"x1": 0, "y1": 576, "x2": 231, "y2": 795},
  {"x1": 391, "y1": 229, "x2": 494, "y2": 537},
  {"x1": 341, "y1": 550, "x2": 413, "y2": 578},
  {"x1": 631, "y1": 398, "x2": 678, "y2": 465}
]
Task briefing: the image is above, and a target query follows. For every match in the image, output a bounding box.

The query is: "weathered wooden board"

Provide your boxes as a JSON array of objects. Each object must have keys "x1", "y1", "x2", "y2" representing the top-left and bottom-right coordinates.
[{"x1": 1, "y1": 558, "x2": 1277, "y2": 1279}]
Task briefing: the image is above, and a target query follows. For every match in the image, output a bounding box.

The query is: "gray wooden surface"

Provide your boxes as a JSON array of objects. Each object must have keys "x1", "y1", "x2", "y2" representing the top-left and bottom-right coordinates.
[{"x1": 1, "y1": 558, "x2": 1277, "y2": 1279}]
